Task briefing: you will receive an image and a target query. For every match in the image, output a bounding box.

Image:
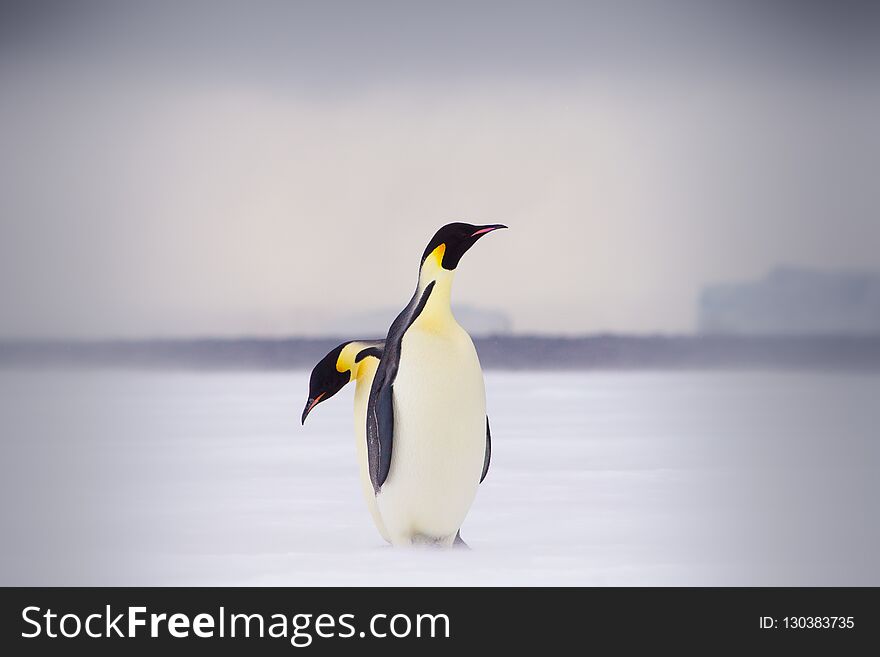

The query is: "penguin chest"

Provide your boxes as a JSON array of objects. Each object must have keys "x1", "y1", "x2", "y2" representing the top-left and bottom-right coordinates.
[{"x1": 379, "y1": 325, "x2": 486, "y2": 538}]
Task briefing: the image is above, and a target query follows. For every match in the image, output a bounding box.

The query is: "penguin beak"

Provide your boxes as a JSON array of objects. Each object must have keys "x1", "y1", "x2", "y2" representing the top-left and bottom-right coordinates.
[
  {"x1": 470, "y1": 224, "x2": 507, "y2": 238},
  {"x1": 301, "y1": 392, "x2": 325, "y2": 425}
]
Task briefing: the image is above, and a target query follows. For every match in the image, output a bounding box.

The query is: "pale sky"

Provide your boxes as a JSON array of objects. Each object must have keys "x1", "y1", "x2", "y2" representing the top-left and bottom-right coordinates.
[{"x1": 1, "y1": 1, "x2": 878, "y2": 338}]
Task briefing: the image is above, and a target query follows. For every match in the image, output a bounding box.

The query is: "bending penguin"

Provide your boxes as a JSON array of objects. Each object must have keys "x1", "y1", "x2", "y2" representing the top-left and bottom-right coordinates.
[
  {"x1": 367, "y1": 222, "x2": 505, "y2": 547},
  {"x1": 302, "y1": 339, "x2": 391, "y2": 543}
]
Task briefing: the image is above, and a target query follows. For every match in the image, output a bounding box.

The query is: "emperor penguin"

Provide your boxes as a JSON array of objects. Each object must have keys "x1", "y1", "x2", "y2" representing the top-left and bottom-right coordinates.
[
  {"x1": 302, "y1": 340, "x2": 391, "y2": 543},
  {"x1": 366, "y1": 222, "x2": 506, "y2": 547}
]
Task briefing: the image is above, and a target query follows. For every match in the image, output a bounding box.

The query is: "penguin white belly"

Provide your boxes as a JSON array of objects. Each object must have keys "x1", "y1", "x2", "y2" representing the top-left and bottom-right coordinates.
[
  {"x1": 377, "y1": 324, "x2": 486, "y2": 546},
  {"x1": 353, "y1": 361, "x2": 391, "y2": 543}
]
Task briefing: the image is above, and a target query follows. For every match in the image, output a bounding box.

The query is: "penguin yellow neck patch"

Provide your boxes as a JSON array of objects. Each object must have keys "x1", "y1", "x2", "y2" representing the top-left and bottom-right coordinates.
[
  {"x1": 354, "y1": 353, "x2": 380, "y2": 383},
  {"x1": 414, "y1": 275, "x2": 456, "y2": 332},
  {"x1": 414, "y1": 242, "x2": 459, "y2": 332}
]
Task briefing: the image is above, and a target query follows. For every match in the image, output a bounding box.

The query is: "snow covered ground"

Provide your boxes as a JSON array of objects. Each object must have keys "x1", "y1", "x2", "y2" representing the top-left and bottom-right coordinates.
[{"x1": 1, "y1": 368, "x2": 878, "y2": 585}]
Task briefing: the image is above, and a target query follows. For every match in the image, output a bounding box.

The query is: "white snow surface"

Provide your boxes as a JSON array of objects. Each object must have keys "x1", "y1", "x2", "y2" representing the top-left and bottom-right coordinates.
[{"x1": 1, "y1": 369, "x2": 878, "y2": 586}]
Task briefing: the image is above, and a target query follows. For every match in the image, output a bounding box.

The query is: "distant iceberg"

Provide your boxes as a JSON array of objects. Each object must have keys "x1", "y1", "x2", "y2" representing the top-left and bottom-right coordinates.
[{"x1": 699, "y1": 266, "x2": 880, "y2": 335}]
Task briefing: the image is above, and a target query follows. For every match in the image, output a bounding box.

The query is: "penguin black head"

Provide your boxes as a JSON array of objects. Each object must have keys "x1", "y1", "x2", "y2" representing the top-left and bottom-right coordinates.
[
  {"x1": 302, "y1": 343, "x2": 350, "y2": 424},
  {"x1": 421, "y1": 222, "x2": 507, "y2": 271},
  {"x1": 301, "y1": 340, "x2": 384, "y2": 424}
]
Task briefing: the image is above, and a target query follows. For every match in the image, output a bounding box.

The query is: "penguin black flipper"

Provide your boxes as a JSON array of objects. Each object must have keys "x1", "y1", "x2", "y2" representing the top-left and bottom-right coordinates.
[
  {"x1": 366, "y1": 281, "x2": 436, "y2": 493},
  {"x1": 480, "y1": 416, "x2": 491, "y2": 483},
  {"x1": 374, "y1": 381, "x2": 395, "y2": 488}
]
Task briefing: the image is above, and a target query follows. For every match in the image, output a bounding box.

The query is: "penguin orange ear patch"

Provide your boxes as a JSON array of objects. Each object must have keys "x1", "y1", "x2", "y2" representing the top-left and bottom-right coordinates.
[{"x1": 427, "y1": 243, "x2": 446, "y2": 268}]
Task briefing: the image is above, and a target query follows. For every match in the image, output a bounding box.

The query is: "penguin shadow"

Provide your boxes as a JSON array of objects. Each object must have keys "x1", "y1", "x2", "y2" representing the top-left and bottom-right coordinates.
[{"x1": 374, "y1": 533, "x2": 472, "y2": 550}]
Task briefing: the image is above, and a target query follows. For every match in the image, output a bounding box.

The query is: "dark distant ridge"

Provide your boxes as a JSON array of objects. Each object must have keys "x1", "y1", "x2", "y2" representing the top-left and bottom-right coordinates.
[{"x1": 1, "y1": 335, "x2": 879, "y2": 371}]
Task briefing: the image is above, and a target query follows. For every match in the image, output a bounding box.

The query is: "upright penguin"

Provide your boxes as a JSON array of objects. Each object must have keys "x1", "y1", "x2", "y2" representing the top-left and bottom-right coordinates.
[
  {"x1": 366, "y1": 222, "x2": 505, "y2": 547},
  {"x1": 302, "y1": 339, "x2": 390, "y2": 543}
]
